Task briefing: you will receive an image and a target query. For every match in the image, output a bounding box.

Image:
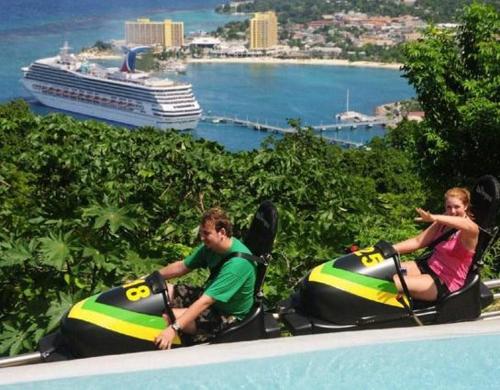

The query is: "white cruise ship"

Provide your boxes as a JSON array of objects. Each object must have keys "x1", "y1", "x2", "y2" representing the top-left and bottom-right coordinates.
[{"x1": 21, "y1": 43, "x2": 201, "y2": 130}]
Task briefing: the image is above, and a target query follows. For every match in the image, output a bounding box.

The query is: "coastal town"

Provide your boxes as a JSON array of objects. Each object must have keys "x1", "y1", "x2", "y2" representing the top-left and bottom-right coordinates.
[
  {"x1": 80, "y1": 2, "x2": 426, "y2": 123},
  {"x1": 83, "y1": 0, "x2": 439, "y2": 67},
  {"x1": 77, "y1": 1, "x2": 434, "y2": 122}
]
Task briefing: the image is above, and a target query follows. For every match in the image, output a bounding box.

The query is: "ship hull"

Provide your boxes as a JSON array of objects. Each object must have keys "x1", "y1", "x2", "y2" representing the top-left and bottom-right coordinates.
[
  {"x1": 22, "y1": 80, "x2": 199, "y2": 131},
  {"x1": 21, "y1": 46, "x2": 202, "y2": 131}
]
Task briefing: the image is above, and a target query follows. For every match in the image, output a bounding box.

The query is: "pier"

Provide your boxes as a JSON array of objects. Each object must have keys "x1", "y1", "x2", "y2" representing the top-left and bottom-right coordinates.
[
  {"x1": 201, "y1": 114, "x2": 396, "y2": 148},
  {"x1": 313, "y1": 118, "x2": 398, "y2": 131},
  {"x1": 203, "y1": 115, "x2": 296, "y2": 134}
]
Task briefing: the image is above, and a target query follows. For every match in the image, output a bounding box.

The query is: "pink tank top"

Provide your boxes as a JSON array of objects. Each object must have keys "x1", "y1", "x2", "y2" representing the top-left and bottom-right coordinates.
[{"x1": 428, "y1": 231, "x2": 475, "y2": 292}]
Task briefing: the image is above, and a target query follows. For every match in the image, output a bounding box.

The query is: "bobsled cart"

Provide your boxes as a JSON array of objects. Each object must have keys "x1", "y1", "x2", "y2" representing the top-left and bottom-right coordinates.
[
  {"x1": 2, "y1": 177, "x2": 500, "y2": 369},
  {"x1": 0, "y1": 201, "x2": 280, "y2": 367},
  {"x1": 279, "y1": 175, "x2": 500, "y2": 335}
]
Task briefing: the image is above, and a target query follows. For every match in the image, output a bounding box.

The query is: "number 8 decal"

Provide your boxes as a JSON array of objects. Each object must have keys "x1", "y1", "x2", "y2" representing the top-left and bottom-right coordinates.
[{"x1": 126, "y1": 285, "x2": 151, "y2": 301}]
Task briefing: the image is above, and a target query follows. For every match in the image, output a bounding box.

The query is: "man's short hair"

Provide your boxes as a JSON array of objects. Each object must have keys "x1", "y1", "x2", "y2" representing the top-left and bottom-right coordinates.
[{"x1": 201, "y1": 207, "x2": 233, "y2": 237}]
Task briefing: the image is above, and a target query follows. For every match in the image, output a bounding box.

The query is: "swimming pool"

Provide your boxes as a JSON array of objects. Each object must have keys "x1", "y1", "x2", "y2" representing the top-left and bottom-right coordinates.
[{"x1": 2, "y1": 320, "x2": 500, "y2": 389}]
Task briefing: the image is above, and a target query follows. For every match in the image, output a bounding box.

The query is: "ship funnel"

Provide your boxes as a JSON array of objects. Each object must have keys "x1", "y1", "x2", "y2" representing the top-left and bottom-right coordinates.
[{"x1": 120, "y1": 46, "x2": 150, "y2": 73}]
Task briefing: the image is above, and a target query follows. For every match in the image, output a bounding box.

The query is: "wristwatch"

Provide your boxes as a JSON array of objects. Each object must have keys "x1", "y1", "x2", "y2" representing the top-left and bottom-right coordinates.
[{"x1": 171, "y1": 322, "x2": 181, "y2": 333}]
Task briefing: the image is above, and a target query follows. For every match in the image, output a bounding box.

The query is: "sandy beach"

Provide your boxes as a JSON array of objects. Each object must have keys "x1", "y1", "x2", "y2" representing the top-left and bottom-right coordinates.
[
  {"x1": 78, "y1": 50, "x2": 402, "y2": 70},
  {"x1": 77, "y1": 51, "x2": 122, "y2": 60},
  {"x1": 187, "y1": 57, "x2": 402, "y2": 70}
]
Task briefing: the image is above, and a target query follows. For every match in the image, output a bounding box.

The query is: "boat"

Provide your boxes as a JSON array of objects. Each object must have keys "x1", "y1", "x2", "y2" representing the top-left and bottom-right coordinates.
[
  {"x1": 335, "y1": 89, "x2": 377, "y2": 123},
  {"x1": 21, "y1": 43, "x2": 201, "y2": 131},
  {"x1": 161, "y1": 59, "x2": 188, "y2": 74}
]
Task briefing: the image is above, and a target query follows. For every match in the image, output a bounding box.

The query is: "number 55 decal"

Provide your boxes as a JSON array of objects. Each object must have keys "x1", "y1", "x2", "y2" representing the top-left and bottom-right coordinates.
[{"x1": 353, "y1": 247, "x2": 384, "y2": 267}]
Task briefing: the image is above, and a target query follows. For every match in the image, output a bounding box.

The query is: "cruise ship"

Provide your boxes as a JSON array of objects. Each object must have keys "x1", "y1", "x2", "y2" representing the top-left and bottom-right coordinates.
[{"x1": 21, "y1": 43, "x2": 202, "y2": 130}]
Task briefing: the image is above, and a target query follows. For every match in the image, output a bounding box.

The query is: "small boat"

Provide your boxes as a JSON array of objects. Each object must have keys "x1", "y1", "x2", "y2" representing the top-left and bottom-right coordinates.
[
  {"x1": 162, "y1": 60, "x2": 187, "y2": 74},
  {"x1": 335, "y1": 89, "x2": 376, "y2": 123}
]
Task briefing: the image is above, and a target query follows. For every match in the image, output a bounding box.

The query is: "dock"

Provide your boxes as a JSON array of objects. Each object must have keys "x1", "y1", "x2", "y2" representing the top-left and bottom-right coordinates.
[
  {"x1": 313, "y1": 118, "x2": 398, "y2": 131},
  {"x1": 201, "y1": 114, "x2": 397, "y2": 148}
]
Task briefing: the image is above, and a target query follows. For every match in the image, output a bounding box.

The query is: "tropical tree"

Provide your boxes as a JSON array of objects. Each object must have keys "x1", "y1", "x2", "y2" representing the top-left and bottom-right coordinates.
[
  {"x1": 0, "y1": 102, "x2": 426, "y2": 355},
  {"x1": 401, "y1": 3, "x2": 500, "y2": 188}
]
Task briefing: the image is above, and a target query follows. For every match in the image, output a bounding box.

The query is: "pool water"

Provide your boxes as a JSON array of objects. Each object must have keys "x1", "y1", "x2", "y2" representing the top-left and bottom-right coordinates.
[{"x1": 3, "y1": 334, "x2": 499, "y2": 389}]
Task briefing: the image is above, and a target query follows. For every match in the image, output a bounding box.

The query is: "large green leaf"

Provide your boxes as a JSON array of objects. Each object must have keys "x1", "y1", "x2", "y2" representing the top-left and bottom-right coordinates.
[
  {"x1": 0, "y1": 239, "x2": 33, "y2": 267},
  {"x1": 0, "y1": 322, "x2": 36, "y2": 356},
  {"x1": 83, "y1": 202, "x2": 139, "y2": 234},
  {"x1": 45, "y1": 292, "x2": 75, "y2": 332},
  {"x1": 38, "y1": 231, "x2": 76, "y2": 270}
]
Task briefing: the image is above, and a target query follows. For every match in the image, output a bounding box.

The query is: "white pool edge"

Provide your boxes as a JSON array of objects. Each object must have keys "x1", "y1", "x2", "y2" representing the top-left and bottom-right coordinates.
[{"x1": 1, "y1": 318, "x2": 500, "y2": 385}]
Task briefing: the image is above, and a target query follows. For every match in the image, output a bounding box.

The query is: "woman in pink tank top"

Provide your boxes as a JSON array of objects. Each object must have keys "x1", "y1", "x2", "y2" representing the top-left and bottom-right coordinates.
[{"x1": 392, "y1": 187, "x2": 479, "y2": 301}]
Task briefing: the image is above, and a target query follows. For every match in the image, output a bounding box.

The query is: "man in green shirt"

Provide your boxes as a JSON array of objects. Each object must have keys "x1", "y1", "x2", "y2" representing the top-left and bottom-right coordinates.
[{"x1": 154, "y1": 207, "x2": 256, "y2": 350}]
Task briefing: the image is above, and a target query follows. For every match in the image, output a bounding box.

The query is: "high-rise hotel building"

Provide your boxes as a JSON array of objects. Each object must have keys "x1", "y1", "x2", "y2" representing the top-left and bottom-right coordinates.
[
  {"x1": 125, "y1": 19, "x2": 184, "y2": 48},
  {"x1": 250, "y1": 11, "x2": 278, "y2": 50}
]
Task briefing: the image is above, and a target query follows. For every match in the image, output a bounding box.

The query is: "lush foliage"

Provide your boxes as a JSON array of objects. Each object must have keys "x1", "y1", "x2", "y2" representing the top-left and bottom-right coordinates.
[
  {"x1": 81, "y1": 40, "x2": 114, "y2": 52},
  {"x1": 400, "y1": 3, "x2": 500, "y2": 189},
  {"x1": 217, "y1": 0, "x2": 500, "y2": 23},
  {"x1": 1, "y1": 3, "x2": 499, "y2": 358},
  {"x1": 390, "y1": 3, "x2": 500, "y2": 276},
  {"x1": 215, "y1": 19, "x2": 250, "y2": 40},
  {"x1": 345, "y1": 44, "x2": 406, "y2": 63},
  {"x1": 0, "y1": 101, "x2": 426, "y2": 355}
]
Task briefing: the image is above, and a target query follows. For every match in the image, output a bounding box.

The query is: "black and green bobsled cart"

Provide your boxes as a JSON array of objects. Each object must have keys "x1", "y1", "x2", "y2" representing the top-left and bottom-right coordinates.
[
  {"x1": 0, "y1": 201, "x2": 279, "y2": 366},
  {"x1": 279, "y1": 175, "x2": 500, "y2": 335},
  {"x1": 2, "y1": 176, "x2": 500, "y2": 368}
]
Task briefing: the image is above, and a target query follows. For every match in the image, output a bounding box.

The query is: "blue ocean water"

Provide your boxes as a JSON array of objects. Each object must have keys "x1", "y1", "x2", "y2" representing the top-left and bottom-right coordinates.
[
  {"x1": 182, "y1": 63, "x2": 413, "y2": 150},
  {"x1": 0, "y1": 0, "x2": 239, "y2": 101},
  {"x1": 4, "y1": 334, "x2": 500, "y2": 389},
  {"x1": 0, "y1": 0, "x2": 415, "y2": 151}
]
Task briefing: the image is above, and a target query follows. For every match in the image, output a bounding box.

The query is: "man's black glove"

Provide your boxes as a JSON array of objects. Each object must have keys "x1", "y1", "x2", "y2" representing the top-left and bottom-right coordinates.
[{"x1": 144, "y1": 270, "x2": 166, "y2": 294}]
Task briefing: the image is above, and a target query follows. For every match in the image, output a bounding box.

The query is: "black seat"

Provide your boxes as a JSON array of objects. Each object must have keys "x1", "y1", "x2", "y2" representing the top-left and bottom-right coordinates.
[
  {"x1": 211, "y1": 200, "x2": 280, "y2": 343},
  {"x1": 245, "y1": 200, "x2": 279, "y2": 302},
  {"x1": 469, "y1": 175, "x2": 500, "y2": 267}
]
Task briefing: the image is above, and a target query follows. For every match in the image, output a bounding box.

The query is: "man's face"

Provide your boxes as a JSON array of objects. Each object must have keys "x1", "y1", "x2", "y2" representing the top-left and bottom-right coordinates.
[{"x1": 199, "y1": 222, "x2": 225, "y2": 250}]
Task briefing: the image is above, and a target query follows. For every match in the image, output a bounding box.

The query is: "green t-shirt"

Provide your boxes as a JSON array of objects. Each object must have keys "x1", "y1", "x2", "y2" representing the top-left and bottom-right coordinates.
[{"x1": 183, "y1": 238, "x2": 256, "y2": 319}]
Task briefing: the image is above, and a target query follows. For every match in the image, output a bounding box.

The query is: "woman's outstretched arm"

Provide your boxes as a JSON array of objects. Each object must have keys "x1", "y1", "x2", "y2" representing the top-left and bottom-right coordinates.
[{"x1": 414, "y1": 208, "x2": 479, "y2": 250}]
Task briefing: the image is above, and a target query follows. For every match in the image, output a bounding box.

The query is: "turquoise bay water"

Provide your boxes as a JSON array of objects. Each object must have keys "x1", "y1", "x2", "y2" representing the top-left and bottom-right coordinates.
[
  {"x1": 181, "y1": 63, "x2": 413, "y2": 150},
  {"x1": 0, "y1": 0, "x2": 414, "y2": 151},
  {"x1": 0, "y1": 1, "x2": 243, "y2": 102},
  {"x1": 5, "y1": 334, "x2": 500, "y2": 389}
]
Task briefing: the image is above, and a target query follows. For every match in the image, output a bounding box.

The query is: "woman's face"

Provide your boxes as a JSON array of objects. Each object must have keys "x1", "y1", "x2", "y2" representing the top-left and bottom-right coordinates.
[{"x1": 445, "y1": 196, "x2": 467, "y2": 217}]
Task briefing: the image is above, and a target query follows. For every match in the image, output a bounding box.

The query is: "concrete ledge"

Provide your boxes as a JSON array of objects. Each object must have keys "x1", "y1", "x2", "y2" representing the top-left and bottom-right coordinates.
[{"x1": 1, "y1": 318, "x2": 500, "y2": 385}]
